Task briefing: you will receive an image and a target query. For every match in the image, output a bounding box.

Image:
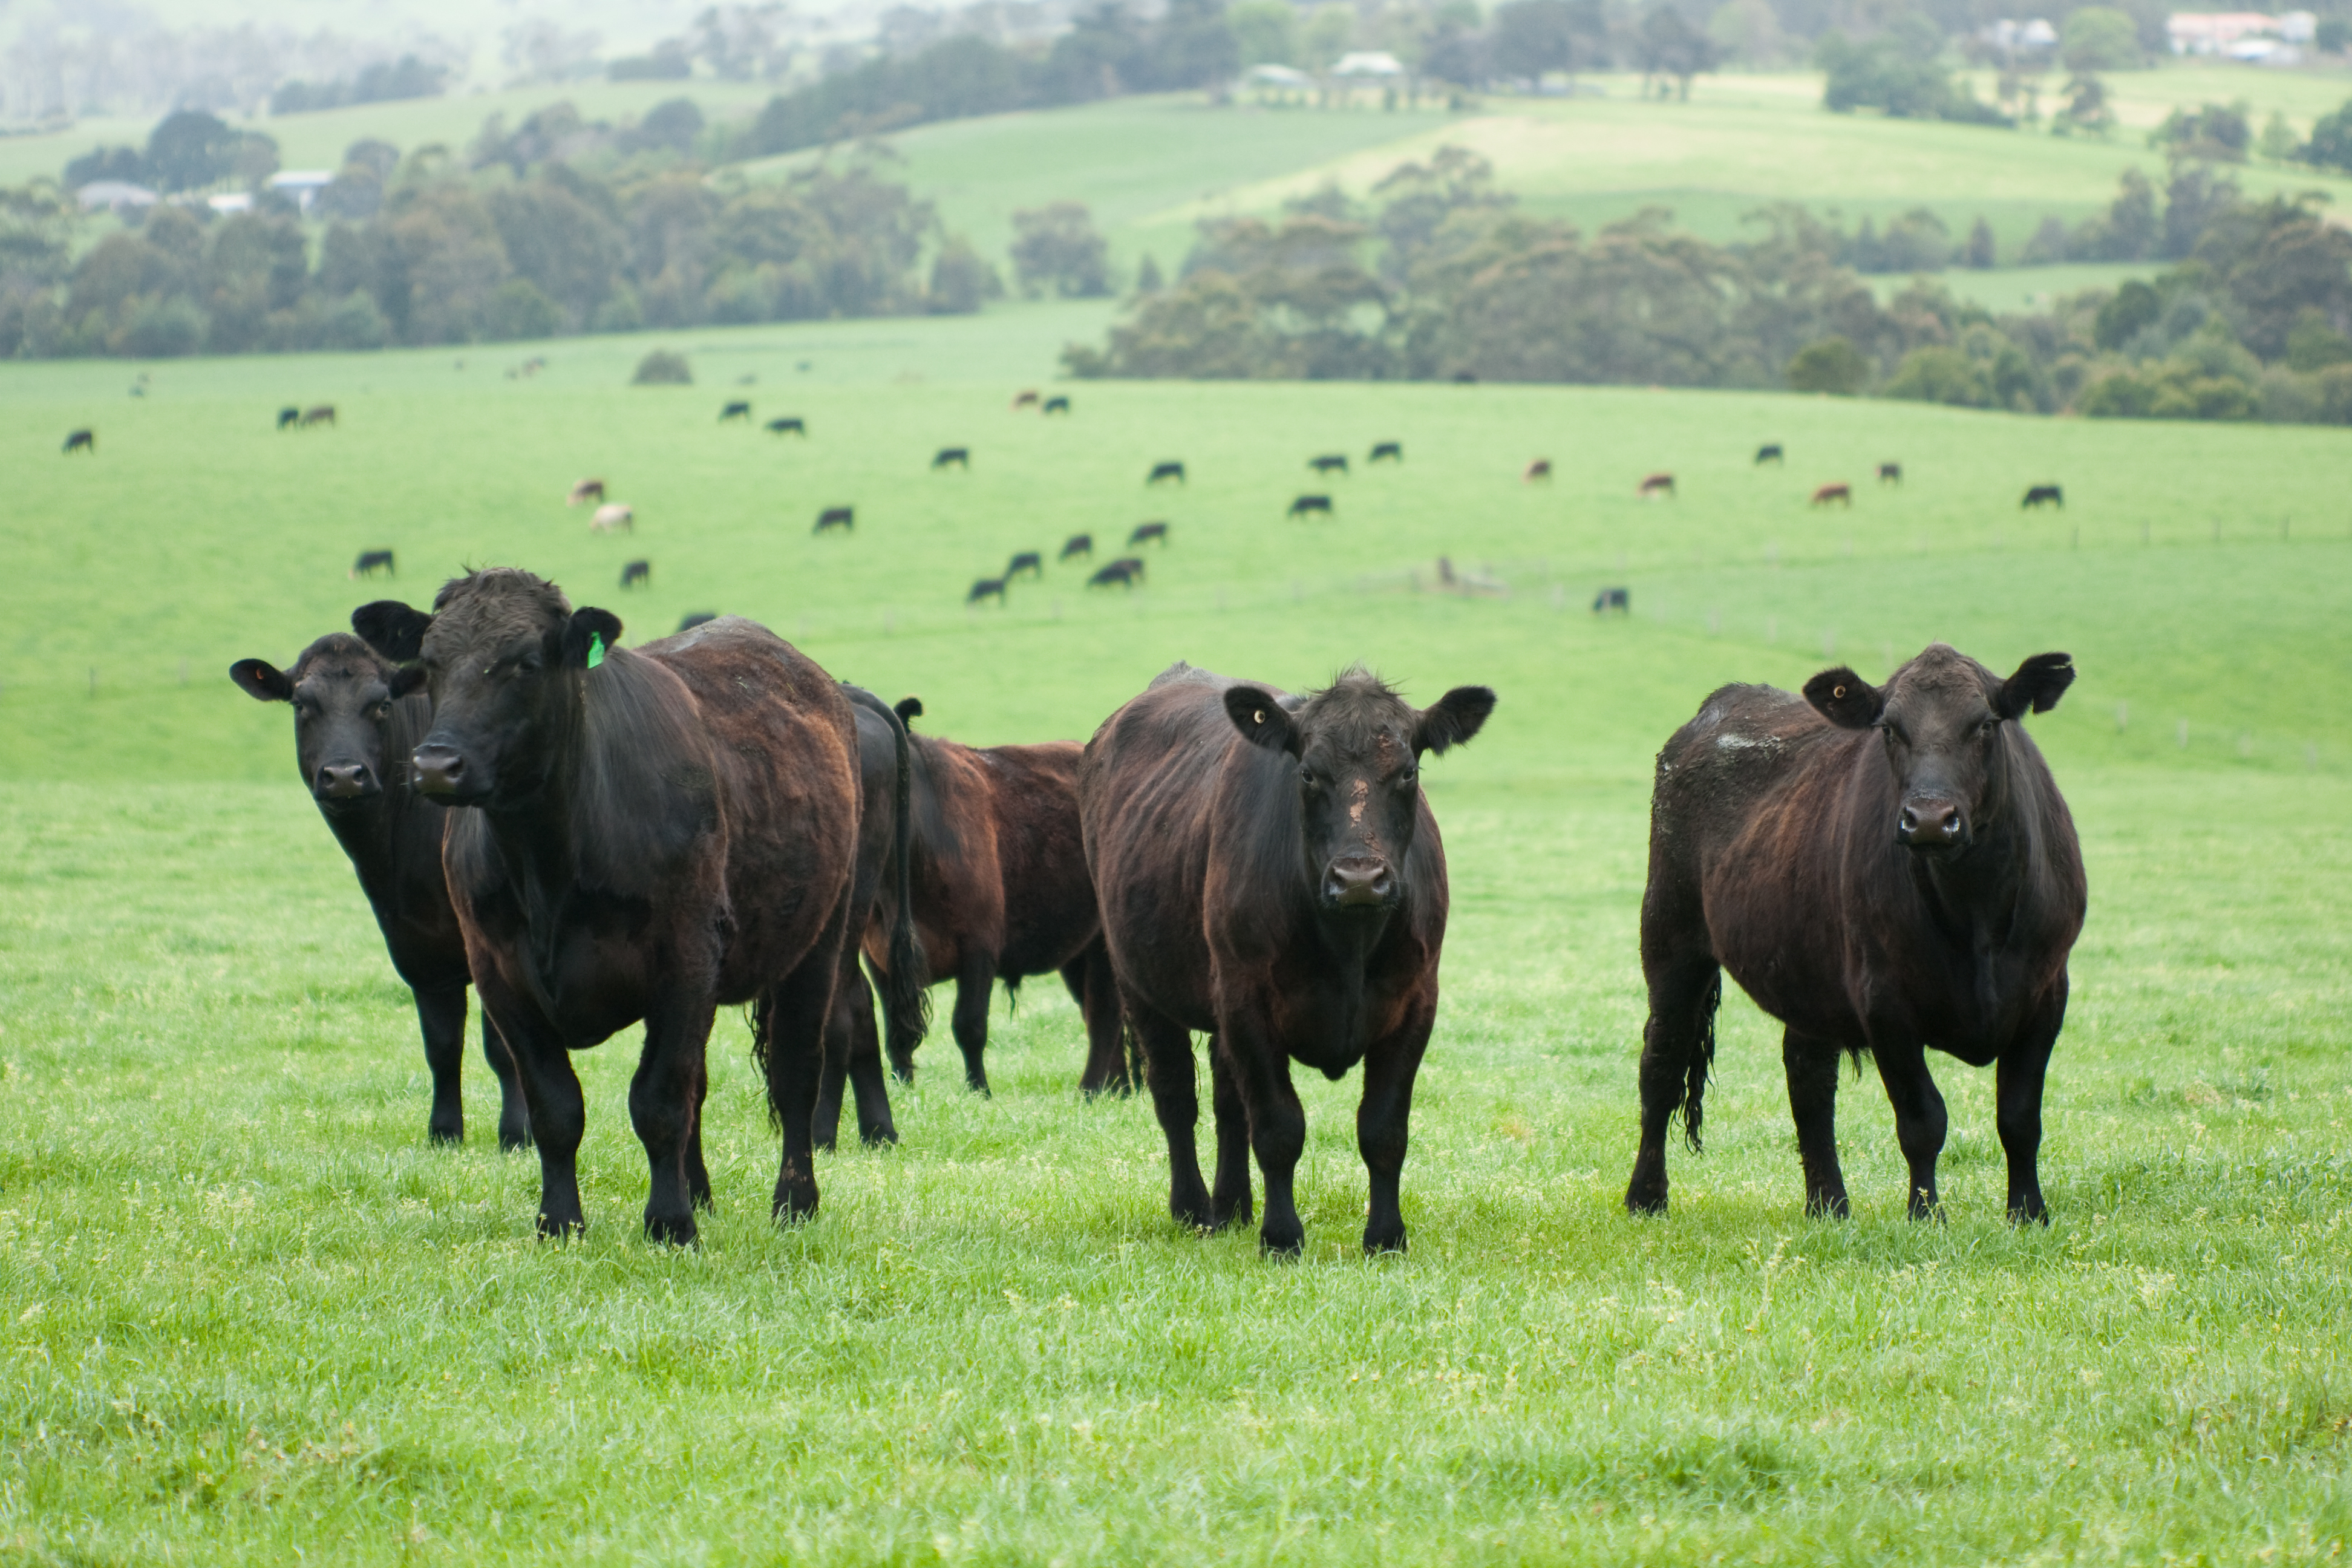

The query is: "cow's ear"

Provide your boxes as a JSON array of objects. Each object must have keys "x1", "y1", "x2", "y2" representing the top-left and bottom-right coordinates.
[
  {"x1": 1415, "y1": 685, "x2": 1496, "y2": 755},
  {"x1": 1997, "y1": 652, "x2": 2074, "y2": 719},
  {"x1": 1224, "y1": 685, "x2": 1299, "y2": 756},
  {"x1": 388, "y1": 664, "x2": 430, "y2": 699},
  {"x1": 1804, "y1": 667, "x2": 1885, "y2": 729},
  {"x1": 563, "y1": 607, "x2": 624, "y2": 670},
  {"x1": 229, "y1": 658, "x2": 292, "y2": 702},
  {"x1": 352, "y1": 600, "x2": 432, "y2": 661},
  {"x1": 895, "y1": 696, "x2": 923, "y2": 725}
]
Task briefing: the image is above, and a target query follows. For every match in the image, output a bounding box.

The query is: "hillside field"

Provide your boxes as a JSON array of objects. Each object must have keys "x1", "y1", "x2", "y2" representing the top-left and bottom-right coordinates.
[{"x1": 3, "y1": 317, "x2": 2351, "y2": 1563}]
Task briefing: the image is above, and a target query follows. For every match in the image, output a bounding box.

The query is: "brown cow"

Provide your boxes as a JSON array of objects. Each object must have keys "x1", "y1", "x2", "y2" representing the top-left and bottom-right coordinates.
[
  {"x1": 1638, "y1": 472, "x2": 1675, "y2": 498},
  {"x1": 1521, "y1": 459, "x2": 1552, "y2": 483},
  {"x1": 1081, "y1": 664, "x2": 1495, "y2": 1254},
  {"x1": 1623, "y1": 644, "x2": 2083, "y2": 1225},
  {"x1": 1811, "y1": 482, "x2": 1853, "y2": 507},
  {"x1": 354, "y1": 581, "x2": 880, "y2": 1241},
  {"x1": 863, "y1": 698, "x2": 1129, "y2": 1096},
  {"x1": 567, "y1": 478, "x2": 606, "y2": 506}
]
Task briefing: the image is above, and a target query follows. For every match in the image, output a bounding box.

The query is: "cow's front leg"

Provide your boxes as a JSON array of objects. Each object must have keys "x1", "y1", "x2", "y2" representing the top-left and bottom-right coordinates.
[
  {"x1": 413, "y1": 982, "x2": 469, "y2": 1145},
  {"x1": 632, "y1": 988, "x2": 718, "y2": 1244},
  {"x1": 1871, "y1": 1037, "x2": 1949, "y2": 1219},
  {"x1": 1998, "y1": 979, "x2": 2066, "y2": 1225},
  {"x1": 1357, "y1": 999, "x2": 1435, "y2": 1255},
  {"x1": 478, "y1": 977, "x2": 586, "y2": 1238},
  {"x1": 1217, "y1": 1005, "x2": 1306, "y2": 1256}
]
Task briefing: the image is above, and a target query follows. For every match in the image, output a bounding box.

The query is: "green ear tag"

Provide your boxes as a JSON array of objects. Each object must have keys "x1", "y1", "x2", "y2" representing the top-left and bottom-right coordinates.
[{"x1": 586, "y1": 633, "x2": 606, "y2": 669}]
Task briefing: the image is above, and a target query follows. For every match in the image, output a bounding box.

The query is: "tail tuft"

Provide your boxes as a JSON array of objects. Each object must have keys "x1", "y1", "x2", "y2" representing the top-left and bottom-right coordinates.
[{"x1": 1679, "y1": 971, "x2": 1722, "y2": 1153}]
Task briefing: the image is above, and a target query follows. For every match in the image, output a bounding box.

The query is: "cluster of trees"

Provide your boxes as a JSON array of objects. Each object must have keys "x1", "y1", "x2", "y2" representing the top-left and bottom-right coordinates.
[
  {"x1": 269, "y1": 55, "x2": 448, "y2": 116},
  {"x1": 1065, "y1": 149, "x2": 2352, "y2": 426},
  {"x1": 64, "y1": 111, "x2": 282, "y2": 195},
  {"x1": 2, "y1": 114, "x2": 1008, "y2": 359}
]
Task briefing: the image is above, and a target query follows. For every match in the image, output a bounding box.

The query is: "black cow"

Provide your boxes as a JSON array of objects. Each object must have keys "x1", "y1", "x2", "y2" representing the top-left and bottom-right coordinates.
[
  {"x1": 1081, "y1": 664, "x2": 1495, "y2": 1253},
  {"x1": 63, "y1": 429, "x2": 94, "y2": 454},
  {"x1": 1309, "y1": 454, "x2": 1349, "y2": 475},
  {"x1": 933, "y1": 447, "x2": 970, "y2": 470},
  {"x1": 1755, "y1": 444, "x2": 1783, "y2": 465},
  {"x1": 1287, "y1": 495, "x2": 1332, "y2": 518},
  {"x1": 1452, "y1": 370, "x2": 1478, "y2": 384},
  {"x1": 678, "y1": 612, "x2": 717, "y2": 632},
  {"x1": 278, "y1": 407, "x2": 301, "y2": 430},
  {"x1": 1369, "y1": 442, "x2": 1403, "y2": 463},
  {"x1": 1043, "y1": 396, "x2": 1071, "y2": 414},
  {"x1": 352, "y1": 550, "x2": 396, "y2": 580},
  {"x1": 815, "y1": 506, "x2": 854, "y2": 535},
  {"x1": 1128, "y1": 521, "x2": 1169, "y2": 547},
  {"x1": 621, "y1": 560, "x2": 651, "y2": 589},
  {"x1": 1879, "y1": 462, "x2": 1903, "y2": 485},
  {"x1": 766, "y1": 417, "x2": 806, "y2": 436},
  {"x1": 1059, "y1": 534, "x2": 1093, "y2": 562},
  {"x1": 967, "y1": 577, "x2": 1007, "y2": 606},
  {"x1": 1006, "y1": 552, "x2": 1044, "y2": 581},
  {"x1": 1624, "y1": 644, "x2": 2084, "y2": 1226},
  {"x1": 2022, "y1": 485, "x2": 2063, "y2": 509},
  {"x1": 355, "y1": 579, "x2": 887, "y2": 1240},
  {"x1": 1592, "y1": 587, "x2": 1629, "y2": 615},
  {"x1": 1088, "y1": 558, "x2": 1143, "y2": 589},
  {"x1": 720, "y1": 401, "x2": 753, "y2": 422},
  {"x1": 1148, "y1": 461, "x2": 1186, "y2": 486},
  {"x1": 301, "y1": 405, "x2": 336, "y2": 428},
  {"x1": 229, "y1": 633, "x2": 529, "y2": 1149}
]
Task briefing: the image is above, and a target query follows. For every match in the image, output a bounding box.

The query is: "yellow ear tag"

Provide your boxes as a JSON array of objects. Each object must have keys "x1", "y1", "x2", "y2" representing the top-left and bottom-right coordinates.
[{"x1": 587, "y1": 633, "x2": 606, "y2": 669}]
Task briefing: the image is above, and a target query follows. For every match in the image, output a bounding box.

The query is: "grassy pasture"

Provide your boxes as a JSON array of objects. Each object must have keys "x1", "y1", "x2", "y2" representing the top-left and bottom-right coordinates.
[{"x1": 4, "y1": 319, "x2": 2351, "y2": 1562}]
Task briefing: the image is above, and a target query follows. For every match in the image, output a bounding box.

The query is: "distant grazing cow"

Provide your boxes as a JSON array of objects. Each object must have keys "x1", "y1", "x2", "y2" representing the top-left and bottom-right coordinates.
[
  {"x1": 228, "y1": 633, "x2": 528, "y2": 1149},
  {"x1": 1522, "y1": 459, "x2": 1551, "y2": 483},
  {"x1": 1287, "y1": 494, "x2": 1332, "y2": 518},
  {"x1": 277, "y1": 407, "x2": 301, "y2": 430},
  {"x1": 1592, "y1": 586, "x2": 1629, "y2": 615},
  {"x1": 1088, "y1": 558, "x2": 1143, "y2": 589},
  {"x1": 1012, "y1": 390, "x2": 1040, "y2": 410},
  {"x1": 301, "y1": 405, "x2": 336, "y2": 427},
  {"x1": 353, "y1": 579, "x2": 885, "y2": 1240},
  {"x1": 1639, "y1": 472, "x2": 1676, "y2": 498},
  {"x1": 1147, "y1": 460, "x2": 1186, "y2": 486},
  {"x1": 1042, "y1": 396, "x2": 1071, "y2": 414},
  {"x1": 815, "y1": 506, "x2": 855, "y2": 535},
  {"x1": 62, "y1": 429, "x2": 94, "y2": 454},
  {"x1": 590, "y1": 503, "x2": 633, "y2": 534},
  {"x1": 719, "y1": 401, "x2": 752, "y2": 422},
  {"x1": 932, "y1": 446, "x2": 970, "y2": 470},
  {"x1": 1059, "y1": 534, "x2": 1093, "y2": 562},
  {"x1": 1005, "y1": 552, "x2": 1044, "y2": 580},
  {"x1": 568, "y1": 479, "x2": 606, "y2": 506},
  {"x1": 678, "y1": 612, "x2": 716, "y2": 632},
  {"x1": 1452, "y1": 370, "x2": 1478, "y2": 384},
  {"x1": 1755, "y1": 444, "x2": 1783, "y2": 465},
  {"x1": 1624, "y1": 644, "x2": 2083, "y2": 1226},
  {"x1": 766, "y1": 417, "x2": 806, "y2": 436},
  {"x1": 352, "y1": 550, "x2": 396, "y2": 580},
  {"x1": 1370, "y1": 442, "x2": 1403, "y2": 463},
  {"x1": 967, "y1": 577, "x2": 1007, "y2": 606},
  {"x1": 1811, "y1": 482, "x2": 1853, "y2": 508},
  {"x1": 858, "y1": 697, "x2": 1129, "y2": 1095},
  {"x1": 1128, "y1": 521, "x2": 1169, "y2": 547},
  {"x1": 1080, "y1": 662, "x2": 1495, "y2": 1253},
  {"x1": 1878, "y1": 462, "x2": 1903, "y2": 485},
  {"x1": 621, "y1": 560, "x2": 650, "y2": 589},
  {"x1": 1310, "y1": 453, "x2": 1349, "y2": 475},
  {"x1": 2022, "y1": 484, "x2": 2063, "y2": 510}
]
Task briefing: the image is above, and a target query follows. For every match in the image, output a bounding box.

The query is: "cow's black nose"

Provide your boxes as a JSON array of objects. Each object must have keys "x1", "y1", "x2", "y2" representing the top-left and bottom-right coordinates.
[
  {"x1": 315, "y1": 762, "x2": 374, "y2": 800},
  {"x1": 412, "y1": 744, "x2": 467, "y2": 795},
  {"x1": 1897, "y1": 802, "x2": 1964, "y2": 846},
  {"x1": 1325, "y1": 858, "x2": 1394, "y2": 907}
]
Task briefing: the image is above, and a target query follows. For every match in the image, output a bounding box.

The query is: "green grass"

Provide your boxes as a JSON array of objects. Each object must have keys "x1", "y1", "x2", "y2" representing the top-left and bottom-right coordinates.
[{"x1": 4, "y1": 322, "x2": 2351, "y2": 1561}]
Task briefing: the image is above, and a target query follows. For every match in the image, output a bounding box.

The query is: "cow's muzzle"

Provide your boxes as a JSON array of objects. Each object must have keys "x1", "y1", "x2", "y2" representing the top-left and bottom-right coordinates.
[
  {"x1": 313, "y1": 761, "x2": 379, "y2": 803},
  {"x1": 1323, "y1": 857, "x2": 1395, "y2": 909},
  {"x1": 411, "y1": 743, "x2": 476, "y2": 799},
  {"x1": 1897, "y1": 799, "x2": 1968, "y2": 851}
]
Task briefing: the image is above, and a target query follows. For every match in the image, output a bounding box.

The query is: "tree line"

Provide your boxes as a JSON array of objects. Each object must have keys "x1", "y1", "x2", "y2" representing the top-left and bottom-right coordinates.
[{"x1": 1063, "y1": 148, "x2": 2352, "y2": 426}]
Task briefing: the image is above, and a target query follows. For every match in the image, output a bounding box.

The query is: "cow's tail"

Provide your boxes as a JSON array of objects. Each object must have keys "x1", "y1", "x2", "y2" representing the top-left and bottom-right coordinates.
[
  {"x1": 873, "y1": 697, "x2": 932, "y2": 1075},
  {"x1": 1678, "y1": 971, "x2": 1722, "y2": 1152}
]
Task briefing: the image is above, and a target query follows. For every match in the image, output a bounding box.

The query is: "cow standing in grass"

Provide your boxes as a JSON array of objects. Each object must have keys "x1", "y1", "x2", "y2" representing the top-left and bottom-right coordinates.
[
  {"x1": 1624, "y1": 644, "x2": 2083, "y2": 1225},
  {"x1": 356, "y1": 576, "x2": 884, "y2": 1241},
  {"x1": 1081, "y1": 664, "x2": 1495, "y2": 1253},
  {"x1": 228, "y1": 633, "x2": 529, "y2": 1150}
]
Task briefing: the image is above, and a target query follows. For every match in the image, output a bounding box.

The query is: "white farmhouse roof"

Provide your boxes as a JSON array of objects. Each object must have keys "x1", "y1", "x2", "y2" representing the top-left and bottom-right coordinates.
[
  {"x1": 267, "y1": 170, "x2": 335, "y2": 191},
  {"x1": 1331, "y1": 51, "x2": 1405, "y2": 77},
  {"x1": 2166, "y1": 11, "x2": 2281, "y2": 52},
  {"x1": 1244, "y1": 63, "x2": 1314, "y2": 88},
  {"x1": 75, "y1": 180, "x2": 157, "y2": 210}
]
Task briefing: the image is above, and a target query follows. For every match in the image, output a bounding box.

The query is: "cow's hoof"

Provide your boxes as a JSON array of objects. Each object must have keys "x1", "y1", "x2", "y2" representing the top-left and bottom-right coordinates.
[
  {"x1": 772, "y1": 1184, "x2": 820, "y2": 1224},
  {"x1": 1258, "y1": 1218, "x2": 1305, "y2": 1257},
  {"x1": 428, "y1": 1122, "x2": 463, "y2": 1147},
  {"x1": 1623, "y1": 1190, "x2": 1668, "y2": 1217},
  {"x1": 535, "y1": 1210, "x2": 584, "y2": 1241},
  {"x1": 1362, "y1": 1226, "x2": 1407, "y2": 1256},
  {"x1": 860, "y1": 1124, "x2": 900, "y2": 1148},
  {"x1": 644, "y1": 1210, "x2": 699, "y2": 1247},
  {"x1": 497, "y1": 1125, "x2": 532, "y2": 1153}
]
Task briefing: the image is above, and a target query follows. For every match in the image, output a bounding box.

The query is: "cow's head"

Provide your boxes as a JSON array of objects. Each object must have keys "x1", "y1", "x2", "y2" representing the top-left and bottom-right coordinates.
[
  {"x1": 353, "y1": 569, "x2": 620, "y2": 805},
  {"x1": 1805, "y1": 644, "x2": 2073, "y2": 854},
  {"x1": 1223, "y1": 670, "x2": 1495, "y2": 913},
  {"x1": 229, "y1": 633, "x2": 414, "y2": 811}
]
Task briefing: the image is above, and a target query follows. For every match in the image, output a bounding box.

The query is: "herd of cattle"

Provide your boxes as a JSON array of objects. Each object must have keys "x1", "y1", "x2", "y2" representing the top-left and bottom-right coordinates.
[{"x1": 229, "y1": 561, "x2": 2084, "y2": 1253}]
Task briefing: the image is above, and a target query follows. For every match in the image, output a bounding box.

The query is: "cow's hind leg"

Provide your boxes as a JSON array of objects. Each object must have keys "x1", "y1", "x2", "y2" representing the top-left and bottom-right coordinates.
[
  {"x1": 1871, "y1": 1039, "x2": 1949, "y2": 1219},
  {"x1": 1783, "y1": 1029, "x2": 1849, "y2": 1218},
  {"x1": 1998, "y1": 982, "x2": 2066, "y2": 1225},
  {"x1": 1130, "y1": 1001, "x2": 1211, "y2": 1230},
  {"x1": 1623, "y1": 947, "x2": 1721, "y2": 1217},
  {"x1": 630, "y1": 988, "x2": 719, "y2": 1244},
  {"x1": 812, "y1": 955, "x2": 864, "y2": 1152},
  {"x1": 1068, "y1": 942, "x2": 1134, "y2": 1096},
  {"x1": 950, "y1": 955, "x2": 998, "y2": 1094},
  {"x1": 846, "y1": 965, "x2": 898, "y2": 1145},
  {"x1": 414, "y1": 982, "x2": 469, "y2": 1145},
  {"x1": 480, "y1": 1006, "x2": 531, "y2": 1151},
  {"x1": 1357, "y1": 1000, "x2": 1436, "y2": 1255},
  {"x1": 1206, "y1": 1036, "x2": 1252, "y2": 1230},
  {"x1": 762, "y1": 897, "x2": 851, "y2": 1223}
]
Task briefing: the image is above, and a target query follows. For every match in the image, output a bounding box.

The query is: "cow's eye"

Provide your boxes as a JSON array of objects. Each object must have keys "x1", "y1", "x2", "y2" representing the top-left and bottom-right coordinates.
[
  {"x1": 372, "y1": 702, "x2": 391, "y2": 720},
  {"x1": 1299, "y1": 767, "x2": 1320, "y2": 789},
  {"x1": 1395, "y1": 768, "x2": 1418, "y2": 789},
  {"x1": 519, "y1": 653, "x2": 543, "y2": 674}
]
